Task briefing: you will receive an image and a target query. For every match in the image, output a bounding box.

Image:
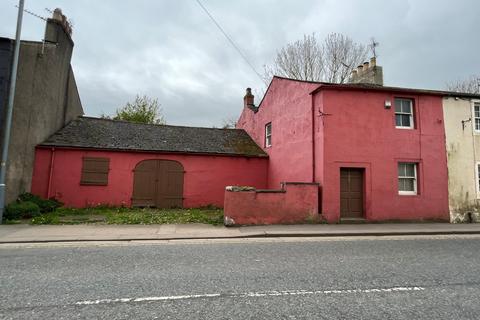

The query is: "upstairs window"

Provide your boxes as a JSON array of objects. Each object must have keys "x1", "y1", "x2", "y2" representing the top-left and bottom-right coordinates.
[
  {"x1": 474, "y1": 103, "x2": 480, "y2": 132},
  {"x1": 398, "y1": 162, "x2": 417, "y2": 195},
  {"x1": 265, "y1": 122, "x2": 272, "y2": 147},
  {"x1": 80, "y1": 157, "x2": 110, "y2": 185},
  {"x1": 395, "y1": 98, "x2": 414, "y2": 129}
]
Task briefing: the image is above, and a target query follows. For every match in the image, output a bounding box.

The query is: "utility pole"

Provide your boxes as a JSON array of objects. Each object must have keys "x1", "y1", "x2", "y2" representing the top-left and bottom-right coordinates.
[{"x1": 0, "y1": 0, "x2": 25, "y2": 222}]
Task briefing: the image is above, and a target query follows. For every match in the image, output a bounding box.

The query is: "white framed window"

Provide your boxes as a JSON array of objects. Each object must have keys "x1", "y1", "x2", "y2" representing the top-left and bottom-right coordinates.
[
  {"x1": 398, "y1": 162, "x2": 417, "y2": 195},
  {"x1": 265, "y1": 122, "x2": 272, "y2": 147},
  {"x1": 395, "y1": 98, "x2": 414, "y2": 129},
  {"x1": 473, "y1": 102, "x2": 480, "y2": 132}
]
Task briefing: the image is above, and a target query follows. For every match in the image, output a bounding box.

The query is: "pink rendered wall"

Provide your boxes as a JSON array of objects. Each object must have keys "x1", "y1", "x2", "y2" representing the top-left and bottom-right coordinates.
[
  {"x1": 31, "y1": 148, "x2": 268, "y2": 208},
  {"x1": 224, "y1": 183, "x2": 319, "y2": 225},
  {"x1": 318, "y1": 89, "x2": 449, "y2": 222},
  {"x1": 237, "y1": 77, "x2": 320, "y2": 188},
  {"x1": 313, "y1": 91, "x2": 325, "y2": 203}
]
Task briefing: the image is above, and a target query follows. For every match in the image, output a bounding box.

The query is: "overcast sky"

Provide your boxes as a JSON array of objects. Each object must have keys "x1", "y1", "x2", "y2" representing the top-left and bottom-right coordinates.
[{"x1": 1, "y1": 0, "x2": 479, "y2": 127}]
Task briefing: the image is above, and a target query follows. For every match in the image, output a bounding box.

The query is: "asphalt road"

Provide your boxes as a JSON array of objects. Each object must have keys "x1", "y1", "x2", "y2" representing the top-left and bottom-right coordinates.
[{"x1": 1, "y1": 236, "x2": 480, "y2": 319}]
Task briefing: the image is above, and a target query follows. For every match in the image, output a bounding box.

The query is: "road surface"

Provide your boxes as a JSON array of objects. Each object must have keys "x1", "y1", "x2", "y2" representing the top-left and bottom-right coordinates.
[{"x1": 1, "y1": 236, "x2": 479, "y2": 319}]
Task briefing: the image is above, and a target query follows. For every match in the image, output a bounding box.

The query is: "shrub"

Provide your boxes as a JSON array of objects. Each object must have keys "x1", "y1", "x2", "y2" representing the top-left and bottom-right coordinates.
[
  {"x1": 31, "y1": 213, "x2": 60, "y2": 225},
  {"x1": 17, "y1": 193, "x2": 63, "y2": 213},
  {"x1": 5, "y1": 201, "x2": 41, "y2": 220}
]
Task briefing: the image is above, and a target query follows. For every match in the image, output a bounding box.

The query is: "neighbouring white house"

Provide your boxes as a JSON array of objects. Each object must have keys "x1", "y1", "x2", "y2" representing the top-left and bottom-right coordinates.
[{"x1": 443, "y1": 95, "x2": 480, "y2": 221}]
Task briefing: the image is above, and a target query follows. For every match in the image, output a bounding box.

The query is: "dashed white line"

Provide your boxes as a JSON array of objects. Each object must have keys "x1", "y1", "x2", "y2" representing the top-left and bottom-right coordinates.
[{"x1": 75, "y1": 286, "x2": 424, "y2": 305}]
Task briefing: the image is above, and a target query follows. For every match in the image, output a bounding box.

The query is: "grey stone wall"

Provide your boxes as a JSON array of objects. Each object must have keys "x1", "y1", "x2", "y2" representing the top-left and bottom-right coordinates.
[
  {"x1": 0, "y1": 18, "x2": 83, "y2": 203},
  {"x1": 0, "y1": 39, "x2": 14, "y2": 147}
]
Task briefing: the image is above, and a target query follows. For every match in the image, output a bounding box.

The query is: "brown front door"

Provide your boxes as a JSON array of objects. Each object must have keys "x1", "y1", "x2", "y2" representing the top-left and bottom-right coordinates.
[
  {"x1": 132, "y1": 160, "x2": 184, "y2": 208},
  {"x1": 340, "y1": 168, "x2": 364, "y2": 218}
]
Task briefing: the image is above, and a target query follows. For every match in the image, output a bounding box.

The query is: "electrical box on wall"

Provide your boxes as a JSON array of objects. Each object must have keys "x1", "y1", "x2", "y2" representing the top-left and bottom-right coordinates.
[{"x1": 384, "y1": 100, "x2": 392, "y2": 109}]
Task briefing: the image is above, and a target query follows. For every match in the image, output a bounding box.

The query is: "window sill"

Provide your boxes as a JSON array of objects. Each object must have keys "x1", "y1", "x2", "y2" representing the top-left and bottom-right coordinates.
[
  {"x1": 398, "y1": 191, "x2": 418, "y2": 196},
  {"x1": 395, "y1": 126, "x2": 414, "y2": 130},
  {"x1": 80, "y1": 182, "x2": 108, "y2": 186}
]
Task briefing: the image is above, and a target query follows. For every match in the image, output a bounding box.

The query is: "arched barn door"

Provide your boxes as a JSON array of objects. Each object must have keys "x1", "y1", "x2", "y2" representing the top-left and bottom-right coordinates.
[{"x1": 132, "y1": 160, "x2": 184, "y2": 208}]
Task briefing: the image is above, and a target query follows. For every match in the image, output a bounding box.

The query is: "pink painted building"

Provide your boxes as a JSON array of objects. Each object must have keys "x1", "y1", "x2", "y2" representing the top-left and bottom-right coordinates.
[
  {"x1": 30, "y1": 59, "x2": 451, "y2": 224},
  {"x1": 237, "y1": 75, "x2": 450, "y2": 223},
  {"x1": 31, "y1": 117, "x2": 268, "y2": 208}
]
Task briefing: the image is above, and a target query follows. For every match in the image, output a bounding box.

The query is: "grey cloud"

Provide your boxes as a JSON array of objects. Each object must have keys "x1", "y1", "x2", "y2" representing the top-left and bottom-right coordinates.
[{"x1": 1, "y1": 0, "x2": 479, "y2": 127}]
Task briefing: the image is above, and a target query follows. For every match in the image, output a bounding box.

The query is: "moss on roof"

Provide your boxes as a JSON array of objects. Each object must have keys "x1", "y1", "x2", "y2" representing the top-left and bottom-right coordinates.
[{"x1": 40, "y1": 117, "x2": 268, "y2": 158}]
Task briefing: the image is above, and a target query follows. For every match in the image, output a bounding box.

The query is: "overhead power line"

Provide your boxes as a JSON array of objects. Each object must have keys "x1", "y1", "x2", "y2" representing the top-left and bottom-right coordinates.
[
  {"x1": 195, "y1": 0, "x2": 263, "y2": 81},
  {"x1": 14, "y1": 5, "x2": 47, "y2": 21}
]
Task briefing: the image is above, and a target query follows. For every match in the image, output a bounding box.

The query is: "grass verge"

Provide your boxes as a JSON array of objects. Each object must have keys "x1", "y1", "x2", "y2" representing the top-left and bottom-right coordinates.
[{"x1": 22, "y1": 207, "x2": 224, "y2": 225}]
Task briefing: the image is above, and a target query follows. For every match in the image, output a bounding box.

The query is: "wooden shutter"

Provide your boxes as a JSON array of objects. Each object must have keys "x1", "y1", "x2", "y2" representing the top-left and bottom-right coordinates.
[{"x1": 80, "y1": 157, "x2": 110, "y2": 185}]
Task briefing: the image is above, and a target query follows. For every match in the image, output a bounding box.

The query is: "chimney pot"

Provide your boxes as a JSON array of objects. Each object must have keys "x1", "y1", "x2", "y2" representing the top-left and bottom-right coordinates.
[
  {"x1": 52, "y1": 8, "x2": 63, "y2": 21},
  {"x1": 244, "y1": 87, "x2": 255, "y2": 109},
  {"x1": 348, "y1": 57, "x2": 383, "y2": 85}
]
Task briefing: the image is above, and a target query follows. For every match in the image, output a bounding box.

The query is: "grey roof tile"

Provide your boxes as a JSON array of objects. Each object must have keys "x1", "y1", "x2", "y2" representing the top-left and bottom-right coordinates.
[{"x1": 40, "y1": 117, "x2": 268, "y2": 157}]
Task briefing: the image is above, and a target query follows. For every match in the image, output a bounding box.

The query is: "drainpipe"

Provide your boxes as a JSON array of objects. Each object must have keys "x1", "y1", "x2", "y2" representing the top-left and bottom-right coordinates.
[
  {"x1": 311, "y1": 93, "x2": 316, "y2": 182},
  {"x1": 0, "y1": 0, "x2": 24, "y2": 222},
  {"x1": 47, "y1": 148, "x2": 55, "y2": 199},
  {"x1": 471, "y1": 103, "x2": 478, "y2": 202}
]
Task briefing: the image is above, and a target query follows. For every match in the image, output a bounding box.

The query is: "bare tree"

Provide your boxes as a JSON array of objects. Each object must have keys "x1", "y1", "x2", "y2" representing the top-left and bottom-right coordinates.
[
  {"x1": 264, "y1": 33, "x2": 368, "y2": 84},
  {"x1": 323, "y1": 33, "x2": 369, "y2": 83},
  {"x1": 446, "y1": 75, "x2": 480, "y2": 94},
  {"x1": 221, "y1": 117, "x2": 237, "y2": 129},
  {"x1": 266, "y1": 34, "x2": 323, "y2": 82}
]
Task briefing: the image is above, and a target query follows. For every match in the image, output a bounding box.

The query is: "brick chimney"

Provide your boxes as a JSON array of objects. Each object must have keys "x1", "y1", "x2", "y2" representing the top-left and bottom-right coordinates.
[
  {"x1": 348, "y1": 57, "x2": 383, "y2": 86},
  {"x1": 244, "y1": 88, "x2": 257, "y2": 111},
  {"x1": 44, "y1": 8, "x2": 73, "y2": 44}
]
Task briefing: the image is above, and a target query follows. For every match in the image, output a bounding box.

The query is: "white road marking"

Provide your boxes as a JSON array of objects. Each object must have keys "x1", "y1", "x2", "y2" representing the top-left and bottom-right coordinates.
[{"x1": 75, "y1": 286, "x2": 424, "y2": 305}]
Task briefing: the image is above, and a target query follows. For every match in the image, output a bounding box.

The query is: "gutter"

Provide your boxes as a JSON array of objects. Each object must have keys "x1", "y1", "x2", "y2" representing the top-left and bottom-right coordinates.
[{"x1": 35, "y1": 145, "x2": 269, "y2": 159}]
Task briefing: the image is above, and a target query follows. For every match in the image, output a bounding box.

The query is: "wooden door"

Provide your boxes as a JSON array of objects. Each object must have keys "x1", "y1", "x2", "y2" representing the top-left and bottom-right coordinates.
[
  {"x1": 340, "y1": 168, "x2": 364, "y2": 218},
  {"x1": 132, "y1": 160, "x2": 184, "y2": 208},
  {"x1": 156, "y1": 160, "x2": 184, "y2": 208}
]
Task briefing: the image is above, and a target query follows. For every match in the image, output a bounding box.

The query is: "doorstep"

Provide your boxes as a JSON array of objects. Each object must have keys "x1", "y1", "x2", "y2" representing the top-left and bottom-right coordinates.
[{"x1": 340, "y1": 217, "x2": 367, "y2": 224}]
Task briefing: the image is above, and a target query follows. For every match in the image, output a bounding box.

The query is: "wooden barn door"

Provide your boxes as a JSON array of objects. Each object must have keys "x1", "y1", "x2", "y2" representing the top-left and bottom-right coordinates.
[
  {"x1": 340, "y1": 168, "x2": 364, "y2": 218},
  {"x1": 132, "y1": 160, "x2": 184, "y2": 208}
]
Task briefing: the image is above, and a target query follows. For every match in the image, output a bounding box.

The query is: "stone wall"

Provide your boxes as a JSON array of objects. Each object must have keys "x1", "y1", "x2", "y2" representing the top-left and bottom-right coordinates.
[
  {"x1": 223, "y1": 182, "x2": 320, "y2": 225},
  {"x1": 0, "y1": 12, "x2": 83, "y2": 203}
]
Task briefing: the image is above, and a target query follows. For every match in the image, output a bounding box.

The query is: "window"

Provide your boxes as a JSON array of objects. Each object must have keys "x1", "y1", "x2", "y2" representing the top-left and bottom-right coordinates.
[
  {"x1": 398, "y1": 162, "x2": 417, "y2": 195},
  {"x1": 80, "y1": 157, "x2": 110, "y2": 185},
  {"x1": 265, "y1": 122, "x2": 272, "y2": 147},
  {"x1": 395, "y1": 98, "x2": 414, "y2": 129},
  {"x1": 474, "y1": 103, "x2": 480, "y2": 132}
]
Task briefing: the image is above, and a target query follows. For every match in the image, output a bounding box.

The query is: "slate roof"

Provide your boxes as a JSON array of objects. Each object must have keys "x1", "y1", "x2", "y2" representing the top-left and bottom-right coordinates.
[
  {"x1": 310, "y1": 82, "x2": 480, "y2": 99},
  {"x1": 40, "y1": 117, "x2": 268, "y2": 158},
  {"x1": 270, "y1": 76, "x2": 480, "y2": 99}
]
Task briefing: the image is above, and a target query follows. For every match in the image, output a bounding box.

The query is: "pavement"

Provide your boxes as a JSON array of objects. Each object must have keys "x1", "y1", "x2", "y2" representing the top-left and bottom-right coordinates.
[{"x1": 1, "y1": 222, "x2": 480, "y2": 243}]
